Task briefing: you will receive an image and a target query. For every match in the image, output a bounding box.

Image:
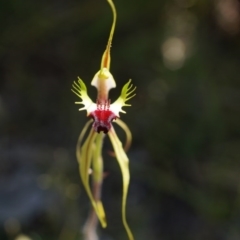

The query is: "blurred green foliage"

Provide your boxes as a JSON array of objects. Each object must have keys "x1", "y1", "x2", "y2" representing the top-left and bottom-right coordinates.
[{"x1": 0, "y1": 0, "x2": 240, "y2": 240}]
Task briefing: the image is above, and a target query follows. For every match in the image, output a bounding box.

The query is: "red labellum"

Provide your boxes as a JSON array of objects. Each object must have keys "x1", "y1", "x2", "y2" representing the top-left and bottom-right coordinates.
[{"x1": 90, "y1": 100, "x2": 117, "y2": 134}]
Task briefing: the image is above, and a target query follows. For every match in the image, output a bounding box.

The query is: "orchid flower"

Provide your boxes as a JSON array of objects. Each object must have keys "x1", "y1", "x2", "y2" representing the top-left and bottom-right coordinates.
[{"x1": 71, "y1": 0, "x2": 135, "y2": 239}]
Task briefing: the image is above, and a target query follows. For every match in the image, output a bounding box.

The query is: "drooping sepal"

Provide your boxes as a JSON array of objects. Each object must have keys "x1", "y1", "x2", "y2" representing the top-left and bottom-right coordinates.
[
  {"x1": 71, "y1": 77, "x2": 96, "y2": 115},
  {"x1": 110, "y1": 80, "x2": 136, "y2": 116},
  {"x1": 77, "y1": 126, "x2": 107, "y2": 228},
  {"x1": 108, "y1": 126, "x2": 134, "y2": 240},
  {"x1": 108, "y1": 118, "x2": 132, "y2": 156}
]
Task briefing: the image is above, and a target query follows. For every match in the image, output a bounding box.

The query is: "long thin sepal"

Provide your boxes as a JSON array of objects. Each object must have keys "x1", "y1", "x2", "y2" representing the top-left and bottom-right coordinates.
[
  {"x1": 108, "y1": 127, "x2": 134, "y2": 240},
  {"x1": 78, "y1": 128, "x2": 107, "y2": 228},
  {"x1": 76, "y1": 119, "x2": 93, "y2": 165},
  {"x1": 92, "y1": 132, "x2": 104, "y2": 183},
  {"x1": 108, "y1": 119, "x2": 132, "y2": 157},
  {"x1": 83, "y1": 132, "x2": 105, "y2": 240},
  {"x1": 114, "y1": 119, "x2": 132, "y2": 153},
  {"x1": 101, "y1": 0, "x2": 117, "y2": 69}
]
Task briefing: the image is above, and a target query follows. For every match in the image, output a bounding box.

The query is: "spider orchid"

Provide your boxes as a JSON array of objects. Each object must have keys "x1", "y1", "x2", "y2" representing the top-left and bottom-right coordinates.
[{"x1": 71, "y1": 0, "x2": 135, "y2": 239}]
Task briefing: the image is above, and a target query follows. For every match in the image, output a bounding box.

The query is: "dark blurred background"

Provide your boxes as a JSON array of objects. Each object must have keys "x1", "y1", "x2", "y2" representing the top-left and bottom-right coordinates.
[{"x1": 1, "y1": 0, "x2": 240, "y2": 239}]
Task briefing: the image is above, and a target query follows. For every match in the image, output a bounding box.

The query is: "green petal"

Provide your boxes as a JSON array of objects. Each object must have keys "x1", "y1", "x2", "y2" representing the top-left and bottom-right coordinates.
[
  {"x1": 108, "y1": 126, "x2": 134, "y2": 240},
  {"x1": 77, "y1": 126, "x2": 107, "y2": 228},
  {"x1": 110, "y1": 80, "x2": 136, "y2": 116},
  {"x1": 71, "y1": 78, "x2": 96, "y2": 115}
]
